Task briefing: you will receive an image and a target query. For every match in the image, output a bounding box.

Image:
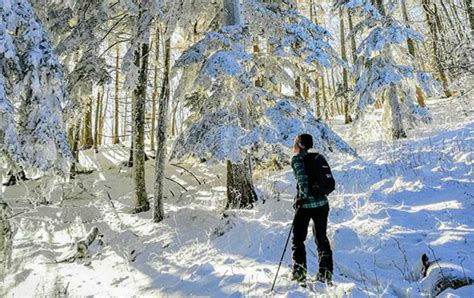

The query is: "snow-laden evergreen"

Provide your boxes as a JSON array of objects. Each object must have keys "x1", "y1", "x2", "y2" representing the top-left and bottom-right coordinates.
[
  {"x1": 0, "y1": 0, "x2": 71, "y2": 176},
  {"x1": 335, "y1": 0, "x2": 441, "y2": 139},
  {"x1": 34, "y1": 0, "x2": 112, "y2": 108},
  {"x1": 172, "y1": 0, "x2": 355, "y2": 164}
]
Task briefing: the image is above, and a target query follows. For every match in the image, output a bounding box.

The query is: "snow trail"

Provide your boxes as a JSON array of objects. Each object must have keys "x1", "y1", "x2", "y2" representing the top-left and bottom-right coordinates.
[{"x1": 1, "y1": 96, "x2": 473, "y2": 296}]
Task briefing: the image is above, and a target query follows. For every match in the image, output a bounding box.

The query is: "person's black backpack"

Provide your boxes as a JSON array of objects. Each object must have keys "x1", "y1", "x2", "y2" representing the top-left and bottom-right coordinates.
[{"x1": 303, "y1": 153, "x2": 335, "y2": 197}]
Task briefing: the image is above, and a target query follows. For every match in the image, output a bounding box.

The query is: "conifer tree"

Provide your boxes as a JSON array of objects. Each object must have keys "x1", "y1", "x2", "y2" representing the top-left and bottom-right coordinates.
[{"x1": 0, "y1": 0, "x2": 72, "y2": 177}]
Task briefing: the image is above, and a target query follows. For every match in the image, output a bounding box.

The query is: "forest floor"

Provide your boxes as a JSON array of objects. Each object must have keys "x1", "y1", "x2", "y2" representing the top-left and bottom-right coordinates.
[{"x1": 1, "y1": 95, "x2": 473, "y2": 297}]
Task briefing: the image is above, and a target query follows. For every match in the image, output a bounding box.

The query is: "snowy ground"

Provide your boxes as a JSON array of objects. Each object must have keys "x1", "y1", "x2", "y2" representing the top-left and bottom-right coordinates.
[{"x1": 1, "y1": 95, "x2": 473, "y2": 297}]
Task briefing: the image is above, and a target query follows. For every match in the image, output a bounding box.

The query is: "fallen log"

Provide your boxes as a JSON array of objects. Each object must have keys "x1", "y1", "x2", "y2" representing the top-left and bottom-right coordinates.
[{"x1": 420, "y1": 253, "x2": 474, "y2": 296}]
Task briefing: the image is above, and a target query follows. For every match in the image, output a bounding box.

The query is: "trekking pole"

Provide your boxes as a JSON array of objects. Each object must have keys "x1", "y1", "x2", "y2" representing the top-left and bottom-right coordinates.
[{"x1": 271, "y1": 207, "x2": 299, "y2": 292}]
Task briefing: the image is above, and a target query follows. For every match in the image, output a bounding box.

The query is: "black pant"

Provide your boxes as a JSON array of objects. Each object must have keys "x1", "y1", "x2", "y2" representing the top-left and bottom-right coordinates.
[{"x1": 291, "y1": 204, "x2": 333, "y2": 276}]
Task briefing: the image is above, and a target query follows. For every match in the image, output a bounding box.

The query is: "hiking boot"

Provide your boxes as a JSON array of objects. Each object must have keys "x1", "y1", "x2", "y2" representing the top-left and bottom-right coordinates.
[
  {"x1": 316, "y1": 271, "x2": 333, "y2": 285},
  {"x1": 291, "y1": 268, "x2": 307, "y2": 283}
]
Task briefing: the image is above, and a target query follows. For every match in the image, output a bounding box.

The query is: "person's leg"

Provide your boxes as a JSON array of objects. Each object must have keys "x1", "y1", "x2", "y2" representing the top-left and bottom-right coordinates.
[
  {"x1": 311, "y1": 204, "x2": 333, "y2": 279},
  {"x1": 291, "y1": 208, "x2": 311, "y2": 278}
]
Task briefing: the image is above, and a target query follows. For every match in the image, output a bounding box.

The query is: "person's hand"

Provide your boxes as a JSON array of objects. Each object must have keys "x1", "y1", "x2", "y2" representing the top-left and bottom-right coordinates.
[{"x1": 293, "y1": 198, "x2": 303, "y2": 210}]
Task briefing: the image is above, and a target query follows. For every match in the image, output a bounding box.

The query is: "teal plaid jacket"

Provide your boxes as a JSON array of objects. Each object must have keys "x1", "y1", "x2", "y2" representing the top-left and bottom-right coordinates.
[{"x1": 291, "y1": 150, "x2": 328, "y2": 209}]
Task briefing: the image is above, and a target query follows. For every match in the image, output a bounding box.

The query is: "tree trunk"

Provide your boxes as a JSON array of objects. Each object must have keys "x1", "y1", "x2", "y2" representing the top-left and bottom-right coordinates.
[
  {"x1": 348, "y1": 11, "x2": 357, "y2": 65},
  {"x1": 253, "y1": 37, "x2": 264, "y2": 88},
  {"x1": 67, "y1": 123, "x2": 74, "y2": 148},
  {"x1": 226, "y1": 158, "x2": 257, "y2": 209},
  {"x1": 99, "y1": 87, "x2": 107, "y2": 146},
  {"x1": 400, "y1": 0, "x2": 426, "y2": 107},
  {"x1": 303, "y1": 81, "x2": 310, "y2": 100},
  {"x1": 375, "y1": 0, "x2": 406, "y2": 139},
  {"x1": 153, "y1": 37, "x2": 171, "y2": 223},
  {"x1": 70, "y1": 118, "x2": 81, "y2": 173},
  {"x1": 321, "y1": 75, "x2": 328, "y2": 120},
  {"x1": 339, "y1": 8, "x2": 352, "y2": 123},
  {"x1": 331, "y1": 68, "x2": 337, "y2": 95},
  {"x1": 150, "y1": 27, "x2": 160, "y2": 152},
  {"x1": 171, "y1": 103, "x2": 178, "y2": 136},
  {"x1": 295, "y1": 76, "x2": 302, "y2": 98},
  {"x1": 314, "y1": 74, "x2": 321, "y2": 117},
  {"x1": 113, "y1": 45, "x2": 121, "y2": 144},
  {"x1": 123, "y1": 91, "x2": 128, "y2": 144},
  {"x1": 132, "y1": 40, "x2": 150, "y2": 213},
  {"x1": 82, "y1": 97, "x2": 94, "y2": 149},
  {"x1": 93, "y1": 88, "x2": 101, "y2": 152},
  {"x1": 223, "y1": 0, "x2": 257, "y2": 210},
  {"x1": 422, "y1": 0, "x2": 452, "y2": 97},
  {"x1": 385, "y1": 84, "x2": 406, "y2": 139}
]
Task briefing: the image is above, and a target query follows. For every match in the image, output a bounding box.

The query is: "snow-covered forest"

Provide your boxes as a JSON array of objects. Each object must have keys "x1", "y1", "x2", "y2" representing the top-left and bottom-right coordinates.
[{"x1": 1, "y1": 0, "x2": 473, "y2": 296}]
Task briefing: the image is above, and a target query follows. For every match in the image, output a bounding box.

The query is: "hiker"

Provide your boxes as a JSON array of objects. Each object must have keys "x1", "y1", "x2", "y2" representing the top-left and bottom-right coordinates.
[{"x1": 291, "y1": 133, "x2": 334, "y2": 284}]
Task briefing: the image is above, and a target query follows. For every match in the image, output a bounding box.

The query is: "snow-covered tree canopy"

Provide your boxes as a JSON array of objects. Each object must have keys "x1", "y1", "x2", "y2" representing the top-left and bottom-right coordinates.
[
  {"x1": 31, "y1": 0, "x2": 114, "y2": 112},
  {"x1": 0, "y1": 0, "x2": 72, "y2": 177},
  {"x1": 171, "y1": 0, "x2": 356, "y2": 164},
  {"x1": 171, "y1": 98, "x2": 357, "y2": 163},
  {"x1": 121, "y1": 0, "x2": 222, "y2": 92}
]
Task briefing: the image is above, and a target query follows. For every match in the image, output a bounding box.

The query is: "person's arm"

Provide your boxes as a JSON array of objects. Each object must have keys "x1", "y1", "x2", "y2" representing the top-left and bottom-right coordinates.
[{"x1": 291, "y1": 155, "x2": 309, "y2": 201}]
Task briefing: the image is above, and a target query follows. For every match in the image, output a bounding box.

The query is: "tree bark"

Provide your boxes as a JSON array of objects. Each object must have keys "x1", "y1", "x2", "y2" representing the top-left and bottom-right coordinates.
[
  {"x1": 226, "y1": 158, "x2": 257, "y2": 209},
  {"x1": 99, "y1": 87, "x2": 107, "y2": 146},
  {"x1": 321, "y1": 74, "x2": 328, "y2": 120},
  {"x1": 330, "y1": 68, "x2": 337, "y2": 95},
  {"x1": 295, "y1": 76, "x2": 302, "y2": 98},
  {"x1": 314, "y1": 74, "x2": 321, "y2": 118},
  {"x1": 132, "y1": 40, "x2": 150, "y2": 213},
  {"x1": 123, "y1": 91, "x2": 129, "y2": 144},
  {"x1": 150, "y1": 27, "x2": 160, "y2": 152},
  {"x1": 339, "y1": 8, "x2": 352, "y2": 123},
  {"x1": 303, "y1": 81, "x2": 310, "y2": 100},
  {"x1": 82, "y1": 97, "x2": 94, "y2": 149},
  {"x1": 70, "y1": 118, "x2": 81, "y2": 173},
  {"x1": 112, "y1": 45, "x2": 121, "y2": 144},
  {"x1": 153, "y1": 37, "x2": 171, "y2": 223},
  {"x1": 385, "y1": 84, "x2": 407, "y2": 139},
  {"x1": 93, "y1": 88, "x2": 101, "y2": 152},
  {"x1": 170, "y1": 103, "x2": 178, "y2": 136},
  {"x1": 348, "y1": 11, "x2": 357, "y2": 65}
]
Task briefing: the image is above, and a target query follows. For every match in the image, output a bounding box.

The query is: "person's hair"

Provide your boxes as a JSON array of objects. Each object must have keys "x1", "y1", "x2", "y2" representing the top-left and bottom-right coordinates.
[{"x1": 295, "y1": 133, "x2": 313, "y2": 150}]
